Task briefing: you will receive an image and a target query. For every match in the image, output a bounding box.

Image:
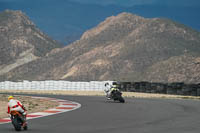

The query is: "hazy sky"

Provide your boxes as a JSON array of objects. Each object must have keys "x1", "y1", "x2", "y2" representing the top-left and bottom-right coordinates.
[
  {"x1": 1, "y1": 0, "x2": 199, "y2": 43},
  {"x1": 68, "y1": 0, "x2": 157, "y2": 6},
  {"x1": 1, "y1": 0, "x2": 200, "y2": 6},
  {"x1": 68, "y1": 0, "x2": 200, "y2": 7}
]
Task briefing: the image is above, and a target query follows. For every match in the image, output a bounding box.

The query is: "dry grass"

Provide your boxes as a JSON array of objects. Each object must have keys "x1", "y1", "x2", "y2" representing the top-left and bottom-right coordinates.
[
  {"x1": 0, "y1": 90, "x2": 106, "y2": 96},
  {"x1": 1, "y1": 89, "x2": 200, "y2": 100},
  {"x1": 122, "y1": 92, "x2": 200, "y2": 100}
]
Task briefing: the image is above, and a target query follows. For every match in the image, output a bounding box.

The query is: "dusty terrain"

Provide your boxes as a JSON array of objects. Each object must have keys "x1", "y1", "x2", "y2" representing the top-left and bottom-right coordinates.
[
  {"x1": 0, "y1": 94, "x2": 59, "y2": 119},
  {"x1": 1, "y1": 89, "x2": 199, "y2": 99}
]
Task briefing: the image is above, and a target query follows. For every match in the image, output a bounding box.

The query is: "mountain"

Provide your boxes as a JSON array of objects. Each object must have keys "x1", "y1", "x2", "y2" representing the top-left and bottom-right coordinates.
[
  {"x1": 1, "y1": 11, "x2": 200, "y2": 83},
  {"x1": 0, "y1": 0, "x2": 124, "y2": 44},
  {"x1": 127, "y1": 5, "x2": 200, "y2": 32},
  {"x1": 0, "y1": 10, "x2": 62, "y2": 77},
  {"x1": 1, "y1": 0, "x2": 200, "y2": 44}
]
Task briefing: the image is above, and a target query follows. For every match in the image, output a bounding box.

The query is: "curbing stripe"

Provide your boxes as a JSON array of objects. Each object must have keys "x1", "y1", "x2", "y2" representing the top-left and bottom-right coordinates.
[
  {"x1": 0, "y1": 119, "x2": 11, "y2": 123},
  {"x1": 0, "y1": 96, "x2": 81, "y2": 124},
  {"x1": 62, "y1": 103, "x2": 78, "y2": 106},
  {"x1": 27, "y1": 114, "x2": 43, "y2": 117},
  {"x1": 43, "y1": 110, "x2": 61, "y2": 113},
  {"x1": 55, "y1": 107, "x2": 74, "y2": 109}
]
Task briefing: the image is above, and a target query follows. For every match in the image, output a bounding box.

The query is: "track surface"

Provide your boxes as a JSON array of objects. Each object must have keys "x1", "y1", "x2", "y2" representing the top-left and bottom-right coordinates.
[{"x1": 1, "y1": 95, "x2": 200, "y2": 133}]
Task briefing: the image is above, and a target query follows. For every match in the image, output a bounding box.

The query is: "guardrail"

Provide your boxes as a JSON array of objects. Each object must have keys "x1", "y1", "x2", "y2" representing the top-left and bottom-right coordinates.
[{"x1": 0, "y1": 80, "x2": 113, "y2": 91}]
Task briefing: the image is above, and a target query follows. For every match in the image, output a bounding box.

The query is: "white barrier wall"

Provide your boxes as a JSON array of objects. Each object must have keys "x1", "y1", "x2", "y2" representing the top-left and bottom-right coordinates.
[{"x1": 0, "y1": 80, "x2": 114, "y2": 91}]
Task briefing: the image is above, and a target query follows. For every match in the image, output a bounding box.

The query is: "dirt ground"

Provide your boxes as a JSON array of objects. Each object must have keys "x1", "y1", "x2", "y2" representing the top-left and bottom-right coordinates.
[
  {"x1": 0, "y1": 94, "x2": 59, "y2": 119},
  {"x1": 1, "y1": 90, "x2": 199, "y2": 99}
]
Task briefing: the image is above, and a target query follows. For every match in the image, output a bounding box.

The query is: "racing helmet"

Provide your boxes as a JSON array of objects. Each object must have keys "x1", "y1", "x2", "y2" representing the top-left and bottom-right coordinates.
[
  {"x1": 112, "y1": 84, "x2": 118, "y2": 88},
  {"x1": 8, "y1": 96, "x2": 14, "y2": 101}
]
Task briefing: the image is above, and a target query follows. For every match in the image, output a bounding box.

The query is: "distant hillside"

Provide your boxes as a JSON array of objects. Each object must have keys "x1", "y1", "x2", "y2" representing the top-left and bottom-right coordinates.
[
  {"x1": 0, "y1": 10, "x2": 62, "y2": 77},
  {"x1": 0, "y1": 0, "x2": 123, "y2": 44},
  {"x1": 1, "y1": 0, "x2": 199, "y2": 44},
  {"x1": 1, "y1": 12, "x2": 200, "y2": 83}
]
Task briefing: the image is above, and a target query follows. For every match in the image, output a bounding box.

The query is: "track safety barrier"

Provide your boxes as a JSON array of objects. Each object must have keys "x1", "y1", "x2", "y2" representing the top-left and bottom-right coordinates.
[{"x1": 0, "y1": 80, "x2": 114, "y2": 91}]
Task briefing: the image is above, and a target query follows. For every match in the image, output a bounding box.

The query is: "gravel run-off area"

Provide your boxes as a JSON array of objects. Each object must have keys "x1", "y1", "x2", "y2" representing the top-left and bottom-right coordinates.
[{"x1": 0, "y1": 94, "x2": 59, "y2": 119}]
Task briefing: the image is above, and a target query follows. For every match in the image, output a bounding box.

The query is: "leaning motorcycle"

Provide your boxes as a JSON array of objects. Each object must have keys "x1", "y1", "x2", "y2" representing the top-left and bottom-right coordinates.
[
  {"x1": 110, "y1": 88, "x2": 125, "y2": 103},
  {"x1": 10, "y1": 111, "x2": 28, "y2": 131}
]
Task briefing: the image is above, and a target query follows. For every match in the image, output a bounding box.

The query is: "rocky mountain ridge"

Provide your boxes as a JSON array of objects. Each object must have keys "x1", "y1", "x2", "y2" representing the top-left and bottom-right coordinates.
[
  {"x1": 0, "y1": 10, "x2": 62, "y2": 76},
  {"x1": 0, "y1": 10, "x2": 200, "y2": 83}
]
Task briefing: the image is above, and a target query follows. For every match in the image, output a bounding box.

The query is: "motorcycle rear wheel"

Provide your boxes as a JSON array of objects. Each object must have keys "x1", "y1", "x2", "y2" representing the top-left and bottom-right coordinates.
[
  {"x1": 12, "y1": 118, "x2": 22, "y2": 131},
  {"x1": 119, "y1": 97, "x2": 125, "y2": 103},
  {"x1": 23, "y1": 125, "x2": 28, "y2": 130}
]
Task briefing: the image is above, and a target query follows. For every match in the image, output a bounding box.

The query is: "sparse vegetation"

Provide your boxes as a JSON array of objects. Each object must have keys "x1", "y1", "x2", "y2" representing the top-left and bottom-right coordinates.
[{"x1": 0, "y1": 11, "x2": 200, "y2": 83}]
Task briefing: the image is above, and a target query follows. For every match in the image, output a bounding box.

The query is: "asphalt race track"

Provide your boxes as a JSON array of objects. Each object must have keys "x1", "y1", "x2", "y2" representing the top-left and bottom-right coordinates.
[{"x1": 1, "y1": 95, "x2": 200, "y2": 133}]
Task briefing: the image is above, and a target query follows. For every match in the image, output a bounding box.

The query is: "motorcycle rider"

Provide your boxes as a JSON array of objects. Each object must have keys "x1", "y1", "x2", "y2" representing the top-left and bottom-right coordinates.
[
  {"x1": 104, "y1": 82, "x2": 118, "y2": 100},
  {"x1": 104, "y1": 82, "x2": 113, "y2": 99},
  {"x1": 7, "y1": 96, "x2": 27, "y2": 127}
]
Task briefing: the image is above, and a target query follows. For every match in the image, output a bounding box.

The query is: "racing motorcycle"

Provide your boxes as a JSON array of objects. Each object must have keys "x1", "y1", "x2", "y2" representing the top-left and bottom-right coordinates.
[
  {"x1": 10, "y1": 111, "x2": 28, "y2": 131},
  {"x1": 110, "y1": 88, "x2": 125, "y2": 103}
]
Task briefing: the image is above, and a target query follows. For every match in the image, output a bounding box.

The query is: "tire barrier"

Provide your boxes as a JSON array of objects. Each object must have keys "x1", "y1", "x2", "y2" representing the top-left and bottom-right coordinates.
[{"x1": 117, "y1": 82, "x2": 200, "y2": 96}]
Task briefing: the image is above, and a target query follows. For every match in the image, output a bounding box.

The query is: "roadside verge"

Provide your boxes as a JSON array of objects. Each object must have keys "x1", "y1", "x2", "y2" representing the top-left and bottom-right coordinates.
[
  {"x1": 1, "y1": 89, "x2": 200, "y2": 100},
  {"x1": 0, "y1": 96, "x2": 81, "y2": 124}
]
